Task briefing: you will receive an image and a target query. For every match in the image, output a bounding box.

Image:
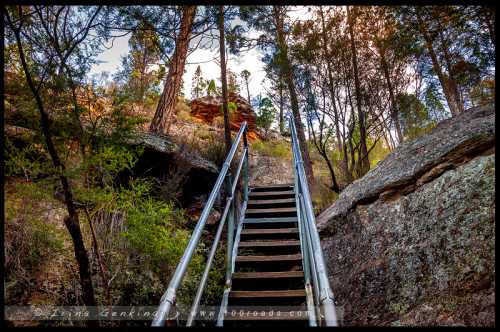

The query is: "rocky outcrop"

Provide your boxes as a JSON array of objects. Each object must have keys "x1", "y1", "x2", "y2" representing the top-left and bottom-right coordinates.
[
  {"x1": 189, "y1": 92, "x2": 258, "y2": 140},
  {"x1": 125, "y1": 132, "x2": 219, "y2": 207},
  {"x1": 318, "y1": 104, "x2": 495, "y2": 326}
]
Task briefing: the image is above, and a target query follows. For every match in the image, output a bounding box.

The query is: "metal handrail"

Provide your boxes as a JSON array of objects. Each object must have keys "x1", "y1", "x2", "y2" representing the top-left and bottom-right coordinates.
[
  {"x1": 289, "y1": 118, "x2": 339, "y2": 326},
  {"x1": 152, "y1": 122, "x2": 249, "y2": 327}
]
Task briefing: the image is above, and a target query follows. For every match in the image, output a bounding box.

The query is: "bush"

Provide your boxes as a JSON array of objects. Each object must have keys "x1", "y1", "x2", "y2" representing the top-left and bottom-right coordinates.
[
  {"x1": 4, "y1": 180, "x2": 67, "y2": 305},
  {"x1": 251, "y1": 139, "x2": 291, "y2": 159}
]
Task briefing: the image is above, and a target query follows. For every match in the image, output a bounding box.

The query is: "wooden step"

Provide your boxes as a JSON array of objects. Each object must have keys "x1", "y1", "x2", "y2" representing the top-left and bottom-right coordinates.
[
  {"x1": 246, "y1": 207, "x2": 297, "y2": 215},
  {"x1": 229, "y1": 289, "x2": 306, "y2": 298},
  {"x1": 248, "y1": 198, "x2": 296, "y2": 205},
  {"x1": 236, "y1": 254, "x2": 302, "y2": 262},
  {"x1": 244, "y1": 217, "x2": 298, "y2": 224},
  {"x1": 241, "y1": 228, "x2": 298, "y2": 235},
  {"x1": 249, "y1": 190, "x2": 295, "y2": 197},
  {"x1": 238, "y1": 240, "x2": 300, "y2": 247},
  {"x1": 232, "y1": 271, "x2": 304, "y2": 279},
  {"x1": 250, "y1": 183, "x2": 294, "y2": 190}
]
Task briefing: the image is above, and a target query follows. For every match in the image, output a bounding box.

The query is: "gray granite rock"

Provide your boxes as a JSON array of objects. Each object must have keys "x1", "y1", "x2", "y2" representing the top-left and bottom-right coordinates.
[{"x1": 319, "y1": 104, "x2": 495, "y2": 326}]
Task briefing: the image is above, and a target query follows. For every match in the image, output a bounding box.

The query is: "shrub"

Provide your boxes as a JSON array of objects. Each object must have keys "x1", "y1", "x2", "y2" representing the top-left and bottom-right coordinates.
[
  {"x1": 4, "y1": 180, "x2": 66, "y2": 305},
  {"x1": 251, "y1": 139, "x2": 290, "y2": 159}
]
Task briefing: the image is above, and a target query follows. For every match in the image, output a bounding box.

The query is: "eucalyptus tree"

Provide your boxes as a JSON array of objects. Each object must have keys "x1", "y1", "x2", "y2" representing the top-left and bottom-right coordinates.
[
  {"x1": 358, "y1": 6, "x2": 414, "y2": 144},
  {"x1": 239, "y1": 5, "x2": 315, "y2": 186},
  {"x1": 346, "y1": 6, "x2": 370, "y2": 176},
  {"x1": 399, "y1": 6, "x2": 495, "y2": 117},
  {"x1": 301, "y1": 68, "x2": 341, "y2": 192},
  {"x1": 260, "y1": 48, "x2": 291, "y2": 135},
  {"x1": 290, "y1": 7, "x2": 354, "y2": 183}
]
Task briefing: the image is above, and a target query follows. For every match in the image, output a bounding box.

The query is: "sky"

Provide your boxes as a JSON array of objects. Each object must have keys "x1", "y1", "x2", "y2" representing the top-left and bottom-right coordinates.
[{"x1": 88, "y1": 6, "x2": 313, "y2": 101}]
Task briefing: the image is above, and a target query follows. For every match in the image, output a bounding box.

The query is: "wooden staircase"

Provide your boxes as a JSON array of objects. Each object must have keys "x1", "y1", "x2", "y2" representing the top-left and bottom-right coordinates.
[
  {"x1": 223, "y1": 183, "x2": 310, "y2": 326},
  {"x1": 152, "y1": 121, "x2": 337, "y2": 327}
]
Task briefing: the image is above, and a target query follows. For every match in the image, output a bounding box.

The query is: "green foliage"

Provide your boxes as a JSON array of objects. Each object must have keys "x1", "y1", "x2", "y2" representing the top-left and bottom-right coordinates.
[
  {"x1": 119, "y1": 183, "x2": 189, "y2": 270},
  {"x1": 73, "y1": 144, "x2": 143, "y2": 187},
  {"x1": 98, "y1": 90, "x2": 150, "y2": 143},
  {"x1": 27, "y1": 218, "x2": 66, "y2": 268},
  {"x1": 206, "y1": 79, "x2": 217, "y2": 97},
  {"x1": 191, "y1": 65, "x2": 207, "y2": 99},
  {"x1": 397, "y1": 93, "x2": 437, "y2": 141},
  {"x1": 5, "y1": 138, "x2": 49, "y2": 179},
  {"x1": 251, "y1": 139, "x2": 290, "y2": 159},
  {"x1": 367, "y1": 139, "x2": 391, "y2": 169},
  {"x1": 311, "y1": 180, "x2": 339, "y2": 215},
  {"x1": 228, "y1": 101, "x2": 238, "y2": 113},
  {"x1": 115, "y1": 18, "x2": 163, "y2": 105},
  {"x1": 219, "y1": 101, "x2": 238, "y2": 117},
  {"x1": 4, "y1": 179, "x2": 68, "y2": 305},
  {"x1": 5, "y1": 192, "x2": 65, "y2": 275},
  {"x1": 227, "y1": 70, "x2": 241, "y2": 94},
  {"x1": 256, "y1": 97, "x2": 277, "y2": 135}
]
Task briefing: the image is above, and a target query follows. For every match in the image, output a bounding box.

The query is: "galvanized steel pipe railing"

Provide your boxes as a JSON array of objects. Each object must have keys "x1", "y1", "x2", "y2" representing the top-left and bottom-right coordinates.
[
  {"x1": 289, "y1": 118, "x2": 339, "y2": 327},
  {"x1": 152, "y1": 122, "x2": 249, "y2": 327}
]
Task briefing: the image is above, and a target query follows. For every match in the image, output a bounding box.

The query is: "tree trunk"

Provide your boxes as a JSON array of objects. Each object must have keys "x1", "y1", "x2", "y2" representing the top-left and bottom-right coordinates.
[
  {"x1": 347, "y1": 6, "x2": 370, "y2": 176},
  {"x1": 278, "y1": 79, "x2": 285, "y2": 134},
  {"x1": 219, "y1": 5, "x2": 232, "y2": 153},
  {"x1": 273, "y1": 6, "x2": 314, "y2": 187},
  {"x1": 347, "y1": 131, "x2": 356, "y2": 177},
  {"x1": 416, "y1": 9, "x2": 461, "y2": 117},
  {"x1": 245, "y1": 78, "x2": 251, "y2": 104},
  {"x1": 437, "y1": 28, "x2": 464, "y2": 114},
  {"x1": 319, "y1": 7, "x2": 350, "y2": 182},
  {"x1": 379, "y1": 46, "x2": 404, "y2": 144},
  {"x1": 7, "y1": 10, "x2": 97, "y2": 318},
  {"x1": 150, "y1": 6, "x2": 197, "y2": 134},
  {"x1": 323, "y1": 152, "x2": 340, "y2": 193}
]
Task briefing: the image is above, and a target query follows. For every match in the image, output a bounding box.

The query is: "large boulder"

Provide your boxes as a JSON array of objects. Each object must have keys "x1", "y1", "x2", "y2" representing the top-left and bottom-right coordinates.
[
  {"x1": 189, "y1": 92, "x2": 258, "y2": 140},
  {"x1": 318, "y1": 104, "x2": 495, "y2": 326},
  {"x1": 124, "y1": 132, "x2": 219, "y2": 208}
]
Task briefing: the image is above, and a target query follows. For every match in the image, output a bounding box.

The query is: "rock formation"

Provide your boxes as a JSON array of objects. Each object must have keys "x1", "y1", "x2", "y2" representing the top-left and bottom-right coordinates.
[
  {"x1": 125, "y1": 132, "x2": 219, "y2": 207},
  {"x1": 189, "y1": 92, "x2": 258, "y2": 140},
  {"x1": 318, "y1": 104, "x2": 495, "y2": 326}
]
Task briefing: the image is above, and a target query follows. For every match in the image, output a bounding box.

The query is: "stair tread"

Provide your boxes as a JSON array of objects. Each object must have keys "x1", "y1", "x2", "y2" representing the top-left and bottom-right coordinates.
[
  {"x1": 248, "y1": 198, "x2": 296, "y2": 205},
  {"x1": 250, "y1": 183, "x2": 294, "y2": 189},
  {"x1": 241, "y1": 228, "x2": 298, "y2": 235},
  {"x1": 229, "y1": 289, "x2": 306, "y2": 298},
  {"x1": 238, "y1": 240, "x2": 300, "y2": 247},
  {"x1": 249, "y1": 191, "x2": 295, "y2": 197},
  {"x1": 244, "y1": 217, "x2": 298, "y2": 223},
  {"x1": 236, "y1": 254, "x2": 302, "y2": 262},
  {"x1": 246, "y1": 208, "x2": 297, "y2": 215},
  {"x1": 232, "y1": 271, "x2": 304, "y2": 279}
]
